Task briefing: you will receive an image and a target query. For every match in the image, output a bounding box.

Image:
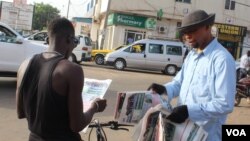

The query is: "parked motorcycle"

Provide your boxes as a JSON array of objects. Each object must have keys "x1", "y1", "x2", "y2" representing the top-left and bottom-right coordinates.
[{"x1": 235, "y1": 76, "x2": 250, "y2": 106}]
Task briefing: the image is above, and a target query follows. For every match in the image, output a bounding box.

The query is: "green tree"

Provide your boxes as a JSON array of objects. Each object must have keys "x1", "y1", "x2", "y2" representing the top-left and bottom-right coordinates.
[{"x1": 33, "y1": 3, "x2": 60, "y2": 30}]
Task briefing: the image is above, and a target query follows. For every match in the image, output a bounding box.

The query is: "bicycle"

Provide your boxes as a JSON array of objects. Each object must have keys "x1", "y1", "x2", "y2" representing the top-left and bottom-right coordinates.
[{"x1": 87, "y1": 119, "x2": 134, "y2": 141}]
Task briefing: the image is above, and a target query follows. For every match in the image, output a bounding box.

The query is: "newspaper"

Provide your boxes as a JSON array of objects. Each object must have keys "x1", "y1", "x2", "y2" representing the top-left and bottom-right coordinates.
[
  {"x1": 81, "y1": 78, "x2": 112, "y2": 133},
  {"x1": 82, "y1": 78, "x2": 112, "y2": 112},
  {"x1": 114, "y1": 91, "x2": 172, "y2": 125},
  {"x1": 113, "y1": 91, "x2": 207, "y2": 141},
  {"x1": 134, "y1": 105, "x2": 208, "y2": 141}
]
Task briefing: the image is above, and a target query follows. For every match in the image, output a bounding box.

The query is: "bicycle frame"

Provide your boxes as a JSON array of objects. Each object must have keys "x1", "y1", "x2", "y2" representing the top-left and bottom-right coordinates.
[{"x1": 88, "y1": 119, "x2": 134, "y2": 141}]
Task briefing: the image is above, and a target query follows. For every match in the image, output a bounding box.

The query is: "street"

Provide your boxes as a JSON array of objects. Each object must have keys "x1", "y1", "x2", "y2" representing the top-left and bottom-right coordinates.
[{"x1": 0, "y1": 62, "x2": 250, "y2": 141}]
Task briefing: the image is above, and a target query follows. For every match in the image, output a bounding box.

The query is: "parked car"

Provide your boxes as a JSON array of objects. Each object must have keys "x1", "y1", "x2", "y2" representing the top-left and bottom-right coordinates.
[
  {"x1": 0, "y1": 22, "x2": 47, "y2": 76},
  {"x1": 69, "y1": 35, "x2": 92, "y2": 63},
  {"x1": 104, "y1": 39, "x2": 186, "y2": 75},
  {"x1": 91, "y1": 45, "x2": 125, "y2": 65},
  {"x1": 25, "y1": 31, "x2": 92, "y2": 64},
  {"x1": 24, "y1": 30, "x2": 48, "y2": 44}
]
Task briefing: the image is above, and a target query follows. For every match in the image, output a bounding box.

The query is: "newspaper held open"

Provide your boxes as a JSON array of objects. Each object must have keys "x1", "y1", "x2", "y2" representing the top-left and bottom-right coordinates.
[
  {"x1": 82, "y1": 78, "x2": 112, "y2": 112},
  {"x1": 81, "y1": 78, "x2": 112, "y2": 133},
  {"x1": 113, "y1": 91, "x2": 208, "y2": 141}
]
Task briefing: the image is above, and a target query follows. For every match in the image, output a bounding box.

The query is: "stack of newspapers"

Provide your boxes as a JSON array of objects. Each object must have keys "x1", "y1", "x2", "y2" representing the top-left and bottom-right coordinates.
[{"x1": 113, "y1": 91, "x2": 208, "y2": 141}]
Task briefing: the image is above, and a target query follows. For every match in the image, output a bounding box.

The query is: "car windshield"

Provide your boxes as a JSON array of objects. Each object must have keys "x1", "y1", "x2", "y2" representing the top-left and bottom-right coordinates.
[
  {"x1": 115, "y1": 45, "x2": 125, "y2": 50},
  {"x1": 84, "y1": 36, "x2": 92, "y2": 46}
]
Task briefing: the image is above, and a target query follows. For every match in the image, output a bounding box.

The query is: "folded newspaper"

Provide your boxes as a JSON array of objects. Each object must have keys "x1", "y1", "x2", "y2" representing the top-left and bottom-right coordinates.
[
  {"x1": 113, "y1": 91, "x2": 208, "y2": 141},
  {"x1": 133, "y1": 105, "x2": 208, "y2": 141},
  {"x1": 81, "y1": 78, "x2": 112, "y2": 133},
  {"x1": 82, "y1": 78, "x2": 112, "y2": 112},
  {"x1": 114, "y1": 91, "x2": 172, "y2": 124}
]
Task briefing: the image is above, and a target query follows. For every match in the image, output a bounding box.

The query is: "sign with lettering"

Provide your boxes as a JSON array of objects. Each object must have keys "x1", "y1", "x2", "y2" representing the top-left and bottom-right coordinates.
[
  {"x1": 214, "y1": 23, "x2": 247, "y2": 36},
  {"x1": 108, "y1": 13, "x2": 156, "y2": 29}
]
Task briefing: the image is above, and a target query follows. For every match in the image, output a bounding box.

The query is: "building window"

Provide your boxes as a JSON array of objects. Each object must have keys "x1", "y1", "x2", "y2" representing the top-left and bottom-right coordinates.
[
  {"x1": 225, "y1": 0, "x2": 235, "y2": 10},
  {"x1": 177, "y1": 22, "x2": 182, "y2": 27},
  {"x1": 176, "y1": 0, "x2": 191, "y2": 4},
  {"x1": 91, "y1": 0, "x2": 94, "y2": 8},
  {"x1": 87, "y1": 3, "x2": 90, "y2": 12},
  {"x1": 124, "y1": 30, "x2": 146, "y2": 45}
]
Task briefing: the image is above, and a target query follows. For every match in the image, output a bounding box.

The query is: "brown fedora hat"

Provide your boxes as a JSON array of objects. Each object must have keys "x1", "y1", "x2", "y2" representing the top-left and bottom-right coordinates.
[{"x1": 178, "y1": 10, "x2": 215, "y2": 33}]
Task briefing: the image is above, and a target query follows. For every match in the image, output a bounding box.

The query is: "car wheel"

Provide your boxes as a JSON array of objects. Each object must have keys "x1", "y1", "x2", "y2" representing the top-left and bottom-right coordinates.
[
  {"x1": 95, "y1": 55, "x2": 105, "y2": 65},
  {"x1": 114, "y1": 59, "x2": 126, "y2": 70},
  {"x1": 164, "y1": 65, "x2": 177, "y2": 75},
  {"x1": 68, "y1": 54, "x2": 78, "y2": 63}
]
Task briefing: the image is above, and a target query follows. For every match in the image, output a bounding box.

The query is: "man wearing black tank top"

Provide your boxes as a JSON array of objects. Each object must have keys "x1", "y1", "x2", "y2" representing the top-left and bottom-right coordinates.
[{"x1": 16, "y1": 18, "x2": 107, "y2": 141}]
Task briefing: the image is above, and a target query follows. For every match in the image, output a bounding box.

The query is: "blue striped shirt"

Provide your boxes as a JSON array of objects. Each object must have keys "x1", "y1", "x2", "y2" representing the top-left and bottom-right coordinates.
[{"x1": 165, "y1": 38, "x2": 236, "y2": 141}]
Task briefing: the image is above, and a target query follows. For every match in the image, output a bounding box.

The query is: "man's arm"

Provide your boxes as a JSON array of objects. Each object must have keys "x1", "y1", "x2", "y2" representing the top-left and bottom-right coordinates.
[
  {"x1": 60, "y1": 62, "x2": 106, "y2": 132},
  {"x1": 16, "y1": 59, "x2": 30, "y2": 119}
]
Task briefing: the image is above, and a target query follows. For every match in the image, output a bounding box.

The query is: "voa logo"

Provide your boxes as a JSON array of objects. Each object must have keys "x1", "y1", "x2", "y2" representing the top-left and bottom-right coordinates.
[{"x1": 226, "y1": 129, "x2": 246, "y2": 136}]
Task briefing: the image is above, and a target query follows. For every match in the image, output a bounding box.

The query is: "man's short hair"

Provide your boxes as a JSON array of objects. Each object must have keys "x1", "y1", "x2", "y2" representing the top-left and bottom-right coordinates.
[{"x1": 48, "y1": 18, "x2": 74, "y2": 38}]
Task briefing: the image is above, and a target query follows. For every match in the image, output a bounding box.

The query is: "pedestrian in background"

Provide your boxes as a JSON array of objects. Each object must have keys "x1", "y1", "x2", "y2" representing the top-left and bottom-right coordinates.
[
  {"x1": 239, "y1": 50, "x2": 250, "y2": 80},
  {"x1": 148, "y1": 9, "x2": 236, "y2": 141},
  {"x1": 16, "y1": 18, "x2": 107, "y2": 141}
]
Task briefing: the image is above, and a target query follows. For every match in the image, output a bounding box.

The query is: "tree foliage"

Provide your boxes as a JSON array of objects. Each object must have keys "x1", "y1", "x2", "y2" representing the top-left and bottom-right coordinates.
[{"x1": 33, "y1": 3, "x2": 60, "y2": 30}]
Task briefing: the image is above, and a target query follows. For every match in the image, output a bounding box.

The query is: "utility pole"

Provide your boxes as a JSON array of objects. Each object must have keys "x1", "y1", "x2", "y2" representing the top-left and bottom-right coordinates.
[
  {"x1": 233, "y1": 1, "x2": 250, "y2": 7},
  {"x1": 67, "y1": 0, "x2": 70, "y2": 18},
  {"x1": 100, "y1": 0, "x2": 111, "y2": 49}
]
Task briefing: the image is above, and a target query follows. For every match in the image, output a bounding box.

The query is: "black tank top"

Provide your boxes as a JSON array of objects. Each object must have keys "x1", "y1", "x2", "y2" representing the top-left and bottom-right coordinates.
[{"x1": 19, "y1": 54, "x2": 81, "y2": 141}]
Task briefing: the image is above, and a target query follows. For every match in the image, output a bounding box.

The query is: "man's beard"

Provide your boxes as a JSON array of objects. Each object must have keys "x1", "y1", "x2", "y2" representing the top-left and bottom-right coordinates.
[{"x1": 190, "y1": 42, "x2": 199, "y2": 49}]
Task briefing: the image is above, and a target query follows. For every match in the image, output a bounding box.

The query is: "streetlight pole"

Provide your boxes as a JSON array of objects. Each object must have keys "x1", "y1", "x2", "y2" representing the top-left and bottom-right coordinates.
[
  {"x1": 100, "y1": 0, "x2": 111, "y2": 49},
  {"x1": 67, "y1": 0, "x2": 70, "y2": 18}
]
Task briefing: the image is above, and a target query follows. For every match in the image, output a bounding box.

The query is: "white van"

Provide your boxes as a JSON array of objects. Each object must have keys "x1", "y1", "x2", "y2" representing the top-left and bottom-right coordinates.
[
  {"x1": 69, "y1": 35, "x2": 92, "y2": 63},
  {"x1": 104, "y1": 39, "x2": 186, "y2": 75}
]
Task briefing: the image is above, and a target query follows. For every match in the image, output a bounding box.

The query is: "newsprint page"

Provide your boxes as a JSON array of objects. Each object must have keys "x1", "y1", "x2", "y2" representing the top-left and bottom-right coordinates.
[
  {"x1": 113, "y1": 91, "x2": 208, "y2": 141},
  {"x1": 81, "y1": 78, "x2": 112, "y2": 132},
  {"x1": 82, "y1": 78, "x2": 112, "y2": 112}
]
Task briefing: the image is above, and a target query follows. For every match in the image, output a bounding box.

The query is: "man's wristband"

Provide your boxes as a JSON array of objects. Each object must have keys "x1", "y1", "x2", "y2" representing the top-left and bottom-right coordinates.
[{"x1": 94, "y1": 102, "x2": 99, "y2": 112}]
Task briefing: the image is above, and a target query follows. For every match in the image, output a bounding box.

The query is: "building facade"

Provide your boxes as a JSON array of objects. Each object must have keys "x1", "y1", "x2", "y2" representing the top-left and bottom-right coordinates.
[
  {"x1": 0, "y1": 1, "x2": 34, "y2": 34},
  {"x1": 87, "y1": 0, "x2": 250, "y2": 59},
  {"x1": 71, "y1": 17, "x2": 92, "y2": 36}
]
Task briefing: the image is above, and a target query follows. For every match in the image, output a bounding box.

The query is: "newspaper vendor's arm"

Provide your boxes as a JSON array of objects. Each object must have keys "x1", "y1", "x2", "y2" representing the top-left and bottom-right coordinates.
[
  {"x1": 165, "y1": 56, "x2": 236, "y2": 122},
  {"x1": 163, "y1": 66, "x2": 184, "y2": 102}
]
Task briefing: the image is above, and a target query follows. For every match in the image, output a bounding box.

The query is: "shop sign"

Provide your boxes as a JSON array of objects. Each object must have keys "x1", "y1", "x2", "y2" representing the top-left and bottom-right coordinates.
[
  {"x1": 214, "y1": 23, "x2": 247, "y2": 36},
  {"x1": 218, "y1": 34, "x2": 242, "y2": 42},
  {"x1": 108, "y1": 13, "x2": 156, "y2": 29}
]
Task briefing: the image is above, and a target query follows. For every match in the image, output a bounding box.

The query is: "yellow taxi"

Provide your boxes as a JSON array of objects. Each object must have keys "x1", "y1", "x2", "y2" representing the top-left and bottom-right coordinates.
[{"x1": 91, "y1": 45, "x2": 125, "y2": 65}]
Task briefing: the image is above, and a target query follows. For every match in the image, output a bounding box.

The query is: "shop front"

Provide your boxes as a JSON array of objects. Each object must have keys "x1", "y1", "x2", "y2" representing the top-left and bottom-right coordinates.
[
  {"x1": 213, "y1": 23, "x2": 247, "y2": 59},
  {"x1": 105, "y1": 13, "x2": 157, "y2": 49}
]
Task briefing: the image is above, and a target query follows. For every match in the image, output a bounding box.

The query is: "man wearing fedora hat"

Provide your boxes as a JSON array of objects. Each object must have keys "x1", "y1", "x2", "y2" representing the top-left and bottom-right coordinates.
[{"x1": 148, "y1": 10, "x2": 236, "y2": 141}]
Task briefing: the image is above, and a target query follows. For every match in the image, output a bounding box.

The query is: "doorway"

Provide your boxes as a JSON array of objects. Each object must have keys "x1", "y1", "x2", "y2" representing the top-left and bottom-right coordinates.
[{"x1": 124, "y1": 30, "x2": 145, "y2": 45}]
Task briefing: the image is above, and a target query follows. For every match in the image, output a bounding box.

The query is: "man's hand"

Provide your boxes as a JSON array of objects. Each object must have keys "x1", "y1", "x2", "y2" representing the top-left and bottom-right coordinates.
[
  {"x1": 92, "y1": 98, "x2": 107, "y2": 112},
  {"x1": 167, "y1": 105, "x2": 188, "y2": 123},
  {"x1": 147, "y1": 83, "x2": 167, "y2": 95}
]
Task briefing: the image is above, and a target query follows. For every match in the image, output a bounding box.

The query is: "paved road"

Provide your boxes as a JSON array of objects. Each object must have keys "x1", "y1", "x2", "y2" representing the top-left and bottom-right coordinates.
[{"x1": 0, "y1": 62, "x2": 250, "y2": 141}]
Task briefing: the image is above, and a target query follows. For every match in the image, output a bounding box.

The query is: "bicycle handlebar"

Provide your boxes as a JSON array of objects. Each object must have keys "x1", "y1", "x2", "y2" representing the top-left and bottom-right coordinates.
[{"x1": 88, "y1": 120, "x2": 134, "y2": 131}]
